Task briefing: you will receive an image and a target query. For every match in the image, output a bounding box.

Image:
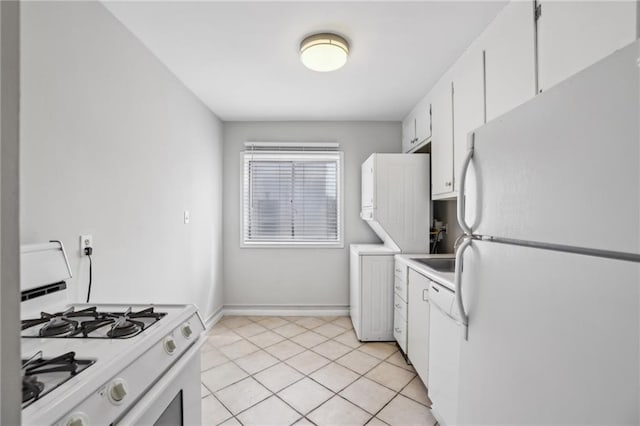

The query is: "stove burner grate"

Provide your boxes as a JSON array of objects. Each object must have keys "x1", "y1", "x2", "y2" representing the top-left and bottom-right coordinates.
[
  {"x1": 21, "y1": 307, "x2": 99, "y2": 332},
  {"x1": 22, "y1": 306, "x2": 167, "y2": 339},
  {"x1": 22, "y1": 375, "x2": 44, "y2": 404},
  {"x1": 107, "y1": 318, "x2": 144, "y2": 338},
  {"x1": 21, "y1": 351, "x2": 95, "y2": 408},
  {"x1": 39, "y1": 317, "x2": 78, "y2": 337}
]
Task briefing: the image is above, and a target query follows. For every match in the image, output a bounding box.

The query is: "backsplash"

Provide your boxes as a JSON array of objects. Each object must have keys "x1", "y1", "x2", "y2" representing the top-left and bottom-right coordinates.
[{"x1": 432, "y1": 199, "x2": 463, "y2": 254}]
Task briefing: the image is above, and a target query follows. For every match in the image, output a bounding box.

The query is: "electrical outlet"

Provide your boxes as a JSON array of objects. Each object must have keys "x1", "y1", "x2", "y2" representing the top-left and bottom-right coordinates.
[
  {"x1": 80, "y1": 235, "x2": 93, "y2": 252},
  {"x1": 183, "y1": 210, "x2": 190, "y2": 224}
]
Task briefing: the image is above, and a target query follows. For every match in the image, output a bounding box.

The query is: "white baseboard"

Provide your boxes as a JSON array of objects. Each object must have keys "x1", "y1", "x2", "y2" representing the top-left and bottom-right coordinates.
[
  {"x1": 204, "y1": 305, "x2": 224, "y2": 330},
  {"x1": 222, "y1": 304, "x2": 349, "y2": 317}
]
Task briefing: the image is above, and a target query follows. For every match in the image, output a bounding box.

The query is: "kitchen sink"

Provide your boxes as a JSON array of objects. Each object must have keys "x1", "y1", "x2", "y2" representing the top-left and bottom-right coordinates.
[{"x1": 411, "y1": 258, "x2": 456, "y2": 273}]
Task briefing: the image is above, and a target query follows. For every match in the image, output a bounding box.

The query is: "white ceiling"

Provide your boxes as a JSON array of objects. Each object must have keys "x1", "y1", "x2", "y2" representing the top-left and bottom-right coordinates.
[{"x1": 103, "y1": 1, "x2": 507, "y2": 121}]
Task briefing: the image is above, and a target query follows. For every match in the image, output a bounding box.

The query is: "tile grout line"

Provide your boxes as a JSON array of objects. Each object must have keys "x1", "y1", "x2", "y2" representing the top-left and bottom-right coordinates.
[
  {"x1": 205, "y1": 323, "x2": 426, "y2": 405},
  {"x1": 214, "y1": 317, "x2": 357, "y2": 424},
  {"x1": 207, "y1": 316, "x2": 430, "y2": 425},
  {"x1": 207, "y1": 317, "x2": 342, "y2": 424}
]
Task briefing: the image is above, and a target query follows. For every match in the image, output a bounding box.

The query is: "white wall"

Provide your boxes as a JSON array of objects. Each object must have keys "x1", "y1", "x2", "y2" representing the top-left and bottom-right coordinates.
[
  {"x1": 20, "y1": 1, "x2": 224, "y2": 321},
  {"x1": 223, "y1": 122, "x2": 400, "y2": 311}
]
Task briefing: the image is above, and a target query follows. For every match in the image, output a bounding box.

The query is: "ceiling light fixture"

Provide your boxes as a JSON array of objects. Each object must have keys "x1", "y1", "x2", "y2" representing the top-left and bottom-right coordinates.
[{"x1": 300, "y1": 33, "x2": 349, "y2": 72}]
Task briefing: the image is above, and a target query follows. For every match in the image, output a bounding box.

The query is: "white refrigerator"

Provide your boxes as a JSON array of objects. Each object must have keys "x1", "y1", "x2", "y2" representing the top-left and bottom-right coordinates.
[{"x1": 453, "y1": 41, "x2": 640, "y2": 424}]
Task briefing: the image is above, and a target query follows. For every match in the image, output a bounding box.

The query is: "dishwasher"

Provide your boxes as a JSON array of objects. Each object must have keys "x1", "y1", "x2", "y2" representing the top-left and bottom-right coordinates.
[{"x1": 427, "y1": 280, "x2": 462, "y2": 426}]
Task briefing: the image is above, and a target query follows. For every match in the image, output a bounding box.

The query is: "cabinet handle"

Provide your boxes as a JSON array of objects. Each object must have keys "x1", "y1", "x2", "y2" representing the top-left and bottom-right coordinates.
[
  {"x1": 395, "y1": 285, "x2": 402, "y2": 291},
  {"x1": 395, "y1": 303, "x2": 402, "y2": 309},
  {"x1": 422, "y1": 289, "x2": 428, "y2": 301},
  {"x1": 395, "y1": 268, "x2": 402, "y2": 273},
  {"x1": 395, "y1": 327, "x2": 401, "y2": 333}
]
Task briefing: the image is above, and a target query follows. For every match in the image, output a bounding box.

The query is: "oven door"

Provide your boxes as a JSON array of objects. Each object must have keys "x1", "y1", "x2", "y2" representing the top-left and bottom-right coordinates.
[{"x1": 115, "y1": 340, "x2": 202, "y2": 426}]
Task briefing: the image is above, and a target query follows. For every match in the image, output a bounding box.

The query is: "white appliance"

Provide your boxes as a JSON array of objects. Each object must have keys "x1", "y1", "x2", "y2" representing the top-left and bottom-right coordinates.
[
  {"x1": 360, "y1": 153, "x2": 431, "y2": 253},
  {"x1": 20, "y1": 242, "x2": 206, "y2": 425},
  {"x1": 444, "y1": 41, "x2": 640, "y2": 425},
  {"x1": 351, "y1": 153, "x2": 430, "y2": 341},
  {"x1": 426, "y1": 279, "x2": 461, "y2": 425},
  {"x1": 350, "y1": 244, "x2": 396, "y2": 341}
]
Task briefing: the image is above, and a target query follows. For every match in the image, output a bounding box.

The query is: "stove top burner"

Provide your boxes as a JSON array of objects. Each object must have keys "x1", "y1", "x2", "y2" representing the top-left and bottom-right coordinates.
[
  {"x1": 39, "y1": 317, "x2": 78, "y2": 337},
  {"x1": 21, "y1": 306, "x2": 166, "y2": 339},
  {"x1": 21, "y1": 307, "x2": 98, "y2": 334},
  {"x1": 21, "y1": 351, "x2": 94, "y2": 408},
  {"x1": 22, "y1": 375, "x2": 44, "y2": 404}
]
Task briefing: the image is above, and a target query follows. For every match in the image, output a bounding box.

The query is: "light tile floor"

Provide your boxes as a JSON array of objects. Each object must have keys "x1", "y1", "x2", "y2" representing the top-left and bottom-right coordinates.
[{"x1": 201, "y1": 315, "x2": 436, "y2": 426}]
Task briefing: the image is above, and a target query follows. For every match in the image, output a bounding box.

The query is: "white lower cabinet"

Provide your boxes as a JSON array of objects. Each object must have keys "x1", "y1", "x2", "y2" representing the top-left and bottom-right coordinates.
[
  {"x1": 407, "y1": 269, "x2": 430, "y2": 383},
  {"x1": 393, "y1": 310, "x2": 408, "y2": 354},
  {"x1": 350, "y1": 248, "x2": 395, "y2": 341},
  {"x1": 393, "y1": 259, "x2": 409, "y2": 353}
]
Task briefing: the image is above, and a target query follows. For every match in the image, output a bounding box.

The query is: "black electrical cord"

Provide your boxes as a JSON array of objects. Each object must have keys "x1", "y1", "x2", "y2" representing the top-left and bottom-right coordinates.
[{"x1": 85, "y1": 247, "x2": 93, "y2": 303}]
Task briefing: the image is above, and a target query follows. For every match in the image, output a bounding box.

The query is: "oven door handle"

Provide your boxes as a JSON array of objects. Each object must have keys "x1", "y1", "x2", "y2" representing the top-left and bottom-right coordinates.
[{"x1": 115, "y1": 339, "x2": 204, "y2": 425}]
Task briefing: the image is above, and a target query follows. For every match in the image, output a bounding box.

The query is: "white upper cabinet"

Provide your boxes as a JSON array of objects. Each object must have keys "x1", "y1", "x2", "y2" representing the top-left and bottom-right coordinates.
[
  {"x1": 361, "y1": 155, "x2": 375, "y2": 214},
  {"x1": 402, "y1": 115, "x2": 415, "y2": 153},
  {"x1": 402, "y1": 96, "x2": 432, "y2": 153},
  {"x1": 452, "y1": 46, "x2": 485, "y2": 197},
  {"x1": 430, "y1": 78, "x2": 454, "y2": 197},
  {"x1": 537, "y1": 1, "x2": 637, "y2": 92},
  {"x1": 414, "y1": 96, "x2": 432, "y2": 146},
  {"x1": 479, "y1": 1, "x2": 537, "y2": 122},
  {"x1": 401, "y1": 0, "x2": 636, "y2": 199}
]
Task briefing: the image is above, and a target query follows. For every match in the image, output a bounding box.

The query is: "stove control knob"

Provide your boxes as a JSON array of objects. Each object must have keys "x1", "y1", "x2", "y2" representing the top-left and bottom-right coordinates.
[
  {"x1": 65, "y1": 413, "x2": 89, "y2": 426},
  {"x1": 181, "y1": 323, "x2": 193, "y2": 339},
  {"x1": 108, "y1": 379, "x2": 128, "y2": 404},
  {"x1": 164, "y1": 336, "x2": 177, "y2": 355}
]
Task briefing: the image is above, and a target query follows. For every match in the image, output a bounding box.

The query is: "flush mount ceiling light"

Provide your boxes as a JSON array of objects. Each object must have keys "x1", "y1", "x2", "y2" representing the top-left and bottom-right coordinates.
[{"x1": 300, "y1": 33, "x2": 349, "y2": 72}]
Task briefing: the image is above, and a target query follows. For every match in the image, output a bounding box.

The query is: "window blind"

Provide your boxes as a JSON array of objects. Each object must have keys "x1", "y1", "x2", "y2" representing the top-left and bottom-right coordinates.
[{"x1": 242, "y1": 150, "x2": 342, "y2": 245}]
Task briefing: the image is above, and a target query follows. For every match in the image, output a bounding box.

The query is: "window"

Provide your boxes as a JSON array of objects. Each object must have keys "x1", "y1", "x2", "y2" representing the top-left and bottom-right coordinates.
[{"x1": 242, "y1": 144, "x2": 343, "y2": 247}]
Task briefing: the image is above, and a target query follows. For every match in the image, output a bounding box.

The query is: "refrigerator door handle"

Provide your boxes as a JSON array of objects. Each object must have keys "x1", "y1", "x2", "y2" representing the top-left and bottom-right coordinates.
[
  {"x1": 455, "y1": 236, "x2": 473, "y2": 340},
  {"x1": 457, "y1": 132, "x2": 475, "y2": 235}
]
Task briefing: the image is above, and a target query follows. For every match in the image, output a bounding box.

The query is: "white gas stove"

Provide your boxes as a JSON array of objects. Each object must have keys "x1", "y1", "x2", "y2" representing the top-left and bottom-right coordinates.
[{"x1": 20, "y1": 242, "x2": 205, "y2": 426}]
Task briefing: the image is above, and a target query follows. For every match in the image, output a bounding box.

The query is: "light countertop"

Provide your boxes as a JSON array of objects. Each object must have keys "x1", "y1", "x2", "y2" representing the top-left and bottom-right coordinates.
[{"x1": 395, "y1": 253, "x2": 455, "y2": 291}]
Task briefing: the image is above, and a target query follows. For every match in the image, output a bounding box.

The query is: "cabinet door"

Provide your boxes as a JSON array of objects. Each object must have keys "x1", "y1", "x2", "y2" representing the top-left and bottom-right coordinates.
[
  {"x1": 402, "y1": 115, "x2": 415, "y2": 153},
  {"x1": 415, "y1": 96, "x2": 432, "y2": 145},
  {"x1": 408, "y1": 269, "x2": 430, "y2": 383},
  {"x1": 481, "y1": 1, "x2": 536, "y2": 121},
  {"x1": 361, "y1": 155, "x2": 374, "y2": 211},
  {"x1": 452, "y1": 47, "x2": 485, "y2": 195},
  {"x1": 361, "y1": 255, "x2": 395, "y2": 341},
  {"x1": 537, "y1": 1, "x2": 637, "y2": 92},
  {"x1": 393, "y1": 309, "x2": 408, "y2": 354},
  {"x1": 430, "y1": 79, "x2": 454, "y2": 197}
]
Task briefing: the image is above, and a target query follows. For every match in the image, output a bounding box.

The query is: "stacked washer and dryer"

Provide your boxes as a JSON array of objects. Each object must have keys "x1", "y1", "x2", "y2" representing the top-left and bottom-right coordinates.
[{"x1": 350, "y1": 153, "x2": 430, "y2": 341}]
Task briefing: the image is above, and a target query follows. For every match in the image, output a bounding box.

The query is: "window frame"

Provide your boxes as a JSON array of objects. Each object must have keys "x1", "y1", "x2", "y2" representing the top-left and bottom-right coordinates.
[{"x1": 239, "y1": 149, "x2": 344, "y2": 249}]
